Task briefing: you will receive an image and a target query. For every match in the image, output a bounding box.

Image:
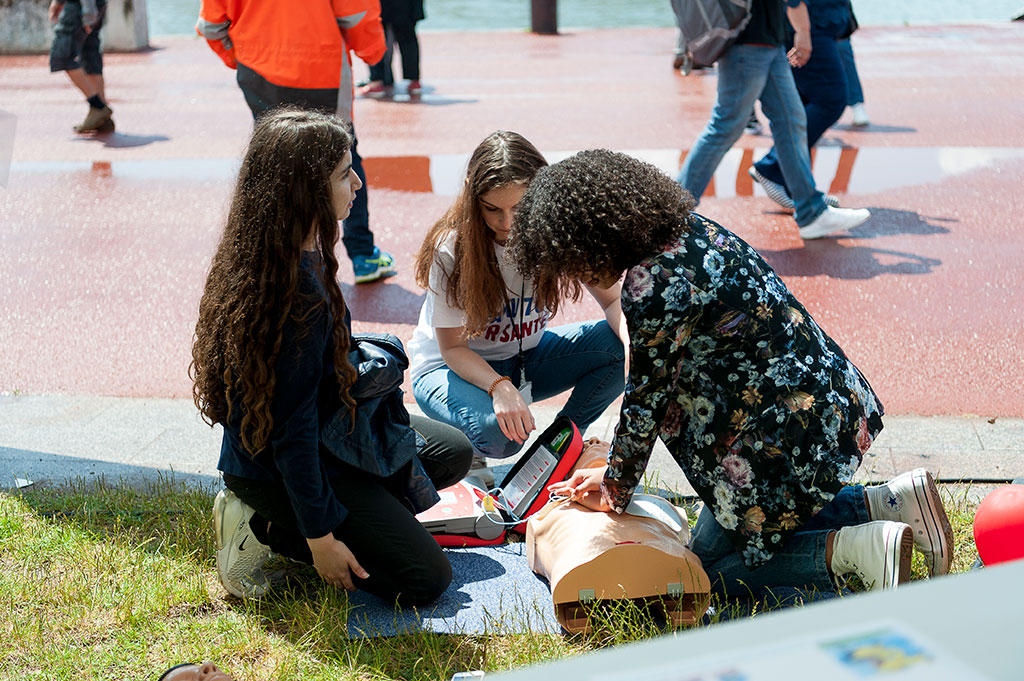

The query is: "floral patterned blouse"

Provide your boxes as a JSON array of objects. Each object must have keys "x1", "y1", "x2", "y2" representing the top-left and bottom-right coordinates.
[{"x1": 602, "y1": 213, "x2": 884, "y2": 568}]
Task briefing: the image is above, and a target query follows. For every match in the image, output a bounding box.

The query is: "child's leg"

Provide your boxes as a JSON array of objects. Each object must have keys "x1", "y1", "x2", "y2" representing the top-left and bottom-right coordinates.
[{"x1": 65, "y1": 68, "x2": 99, "y2": 99}]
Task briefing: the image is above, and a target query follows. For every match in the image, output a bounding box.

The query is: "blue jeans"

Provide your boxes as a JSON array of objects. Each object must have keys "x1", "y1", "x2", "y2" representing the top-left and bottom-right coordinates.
[
  {"x1": 837, "y1": 39, "x2": 864, "y2": 106},
  {"x1": 412, "y1": 320, "x2": 626, "y2": 458},
  {"x1": 753, "y1": 33, "x2": 848, "y2": 194},
  {"x1": 677, "y1": 43, "x2": 826, "y2": 226},
  {"x1": 342, "y1": 129, "x2": 375, "y2": 259},
  {"x1": 690, "y1": 485, "x2": 869, "y2": 596}
]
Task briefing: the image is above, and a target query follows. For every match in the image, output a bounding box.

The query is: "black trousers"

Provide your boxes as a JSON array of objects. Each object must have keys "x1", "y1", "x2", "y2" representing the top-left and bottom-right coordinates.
[
  {"x1": 368, "y1": 20, "x2": 421, "y2": 84},
  {"x1": 224, "y1": 415, "x2": 472, "y2": 605}
]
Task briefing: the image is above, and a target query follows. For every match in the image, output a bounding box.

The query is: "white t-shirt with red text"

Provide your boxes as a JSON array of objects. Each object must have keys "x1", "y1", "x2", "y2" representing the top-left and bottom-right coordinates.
[{"x1": 409, "y1": 234, "x2": 549, "y2": 383}]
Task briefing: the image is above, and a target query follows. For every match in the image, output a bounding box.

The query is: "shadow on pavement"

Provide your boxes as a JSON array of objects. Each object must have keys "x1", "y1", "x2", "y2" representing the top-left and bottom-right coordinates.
[
  {"x1": 831, "y1": 123, "x2": 918, "y2": 134},
  {"x1": 761, "y1": 241, "x2": 942, "y2": 280},
  {"x1": 0, "y1": 446, "x2": 220, "y2": 491},
  {"x1": 342, "y1": 281, "x2": 426, "y2": 325},
  {"x1": 846, "y1": 207, "x2": 956, "y2": 238},
  {"x1": 71, "y1": 131, "x2": 171, "y2": 148}
]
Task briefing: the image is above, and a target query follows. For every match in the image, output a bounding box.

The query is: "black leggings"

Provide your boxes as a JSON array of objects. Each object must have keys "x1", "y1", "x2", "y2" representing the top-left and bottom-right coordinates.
[{"x1": 223, "y1": 415, "x2": 472, "y2": 606}]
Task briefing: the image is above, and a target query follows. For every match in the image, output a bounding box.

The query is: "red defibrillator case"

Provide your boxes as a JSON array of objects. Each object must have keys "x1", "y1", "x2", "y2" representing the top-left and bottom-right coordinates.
[{"x1": 416, "y1": 416, "x2": 585, "y2": 545}]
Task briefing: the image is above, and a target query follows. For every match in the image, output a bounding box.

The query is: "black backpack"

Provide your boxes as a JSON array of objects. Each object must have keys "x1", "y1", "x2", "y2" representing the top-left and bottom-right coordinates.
[{"x1": 671, "y1": 0, "x2": 755, "y2": 67}]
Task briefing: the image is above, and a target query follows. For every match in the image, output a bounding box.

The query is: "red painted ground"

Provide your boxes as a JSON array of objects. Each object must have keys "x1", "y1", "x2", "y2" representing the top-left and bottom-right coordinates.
[{"x1": 1, "y1": 25, "x2": 1022, "y2": 416}]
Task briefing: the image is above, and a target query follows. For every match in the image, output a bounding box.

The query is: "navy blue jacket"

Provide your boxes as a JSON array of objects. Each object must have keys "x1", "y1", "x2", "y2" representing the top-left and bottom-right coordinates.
[{"x1": 217, "y1": 253, "x2": 351, "y2": 539}]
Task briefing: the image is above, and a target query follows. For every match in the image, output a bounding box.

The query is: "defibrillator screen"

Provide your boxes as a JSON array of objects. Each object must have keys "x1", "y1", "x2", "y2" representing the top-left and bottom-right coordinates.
[{"x1": 502, "y1": 444, "x2": 559, "y2": 516}]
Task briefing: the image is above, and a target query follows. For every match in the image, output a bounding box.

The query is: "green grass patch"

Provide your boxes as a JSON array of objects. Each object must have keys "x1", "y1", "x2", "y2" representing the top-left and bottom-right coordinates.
[{"x1": 0, "y1": 477, "x2": 982, "y2": 681}]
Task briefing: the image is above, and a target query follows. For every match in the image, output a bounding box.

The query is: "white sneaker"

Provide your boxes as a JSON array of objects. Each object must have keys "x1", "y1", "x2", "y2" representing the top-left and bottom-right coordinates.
[
  {"x1": 799, "y1": 206, "x2": 870, "y2": 240},
  {"x1": 851, "y1": 103, "x2": 870, "y2": 127},
  {"x1": 464, "y1": 453, "x2": 495, "y2": 490},
  {"x1": 213, "y1": 489, "x2": 272, "y2": 598},
  {"x1": 831, "y1": 520, "x2": 914, "y2": 591},
  {"x1": 865, "y1": 469, "x2": 954, "y2": 576}
]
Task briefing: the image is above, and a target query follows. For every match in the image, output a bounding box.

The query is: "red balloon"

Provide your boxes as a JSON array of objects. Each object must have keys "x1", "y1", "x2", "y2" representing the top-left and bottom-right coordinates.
[{"x1": 973, "y1": 485, "x2": 1024, "y2": 566}]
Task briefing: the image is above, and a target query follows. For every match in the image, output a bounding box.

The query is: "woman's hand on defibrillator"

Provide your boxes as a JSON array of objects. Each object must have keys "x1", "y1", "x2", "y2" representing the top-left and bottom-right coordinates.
[
  {"x1": 307, "y1": 534, "x2": 369, "y2": 591},
  {"x1": 491, "y1": 380, "x2": 535, "y2": 444}
]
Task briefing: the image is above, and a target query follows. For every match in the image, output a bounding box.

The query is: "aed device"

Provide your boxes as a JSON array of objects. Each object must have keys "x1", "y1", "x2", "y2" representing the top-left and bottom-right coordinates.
[{"x1": 416, "y1": 416, "x2": 585, "y2": 546}]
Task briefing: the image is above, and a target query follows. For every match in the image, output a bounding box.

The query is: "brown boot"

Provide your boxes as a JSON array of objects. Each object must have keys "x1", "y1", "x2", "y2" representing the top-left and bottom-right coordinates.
[{"x1": 74, "y1": 105, "x2": 113, "y2": 133}]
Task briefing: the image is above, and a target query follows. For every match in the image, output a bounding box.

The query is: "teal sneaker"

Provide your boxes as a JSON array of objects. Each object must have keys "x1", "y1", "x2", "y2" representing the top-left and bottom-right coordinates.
[{"x1": 352, "y1": 247, "x2": 397, "y2": 284}]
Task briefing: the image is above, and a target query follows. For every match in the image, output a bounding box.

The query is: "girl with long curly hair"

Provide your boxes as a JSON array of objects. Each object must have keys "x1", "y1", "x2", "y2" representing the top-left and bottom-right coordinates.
[
  {"x1": 410, "y1": 131, "x2": 628, "y2": 482},
  {"x1": 512, "y1": 150, "x2": 953, "y2": 596},
  {"x1": 191, "y1": 109, "x2": 471, "y2": 605}
]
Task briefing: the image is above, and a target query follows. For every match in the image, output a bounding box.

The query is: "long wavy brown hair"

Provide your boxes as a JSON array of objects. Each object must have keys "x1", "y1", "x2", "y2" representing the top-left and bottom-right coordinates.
[
  {"x1": 190, "y1": 108, "x2": 358, "y2": 455},
  {"x1": 413, "y1": 130, "x2": 579, "y2": 336}
]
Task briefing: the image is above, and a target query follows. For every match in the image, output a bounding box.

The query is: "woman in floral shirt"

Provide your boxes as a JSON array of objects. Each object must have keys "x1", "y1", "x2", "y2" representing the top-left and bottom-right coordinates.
[{"x1": 511, "y1": 150, "x2": 953, "y2": 594}]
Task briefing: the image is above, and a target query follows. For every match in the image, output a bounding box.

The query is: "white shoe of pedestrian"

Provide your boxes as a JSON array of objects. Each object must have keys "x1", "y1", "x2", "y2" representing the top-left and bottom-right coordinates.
[
  {"x1": 851, "y1": 102, "x2": 870, "y2": 127},
  {"x1": 799, "y1": 206, "x2": 870, "y2": 240},
  {"x1": 831, "y1": 520, "x2": 914, "y2": 591},
  {"x1": 213, "y1": 489, "x2": 273, "y2": 599},
  {"x1": 865, "y1": 469, "x2": 954, "y2": 576}
]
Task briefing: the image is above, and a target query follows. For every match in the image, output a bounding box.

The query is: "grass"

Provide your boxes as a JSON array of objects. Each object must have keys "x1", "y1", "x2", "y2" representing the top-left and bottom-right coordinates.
[{"x1": 0, "y1": 477, "x2": 983, "y2": 681}]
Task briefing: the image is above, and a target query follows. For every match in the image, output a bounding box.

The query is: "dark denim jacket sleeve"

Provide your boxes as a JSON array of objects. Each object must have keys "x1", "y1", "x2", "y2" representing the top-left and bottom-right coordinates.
[
  {"x1": 347, "y1": 332, "x2": 408, "y2": 401},
  {"x1": 322, "y1": 333, "x2": 439, "y2": 512}
]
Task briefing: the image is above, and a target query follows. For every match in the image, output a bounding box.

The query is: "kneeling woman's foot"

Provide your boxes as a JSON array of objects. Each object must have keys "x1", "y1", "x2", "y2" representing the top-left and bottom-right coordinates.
[
  {"x1": 213, "y1": 489, "x2": 272, "y2": 598},
  {"x1": 464, "y1": 453, "x2": 495, "y2": 489},
  {"x1": 831, "y1": 520, "x2": 914, "y2": 591}
]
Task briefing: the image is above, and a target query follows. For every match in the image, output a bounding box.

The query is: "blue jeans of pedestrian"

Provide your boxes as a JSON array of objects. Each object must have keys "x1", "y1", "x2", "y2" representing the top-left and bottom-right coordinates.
[
  {"x1": 412, "y1": 320, "x2": 625, "y2": 459},
  {"x1": 342, "y1": 129, "x2": 375, "y2": 259},
  {"x1": 837, "y1": 39, "x2": 864, "y2": 106},
  {"x1": 690, "y1": 484, "x2": 869, "y2": 597},
  {"x1": 753, "y1": 33, "x2": 848, "y2": 195},
  {"x1": 677, "y1": 43, "x2": 826, "y2": 226}
]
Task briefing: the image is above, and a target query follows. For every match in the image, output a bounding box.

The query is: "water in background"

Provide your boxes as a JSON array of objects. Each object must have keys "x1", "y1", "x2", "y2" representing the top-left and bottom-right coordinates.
[{"x1": 154, "y1": 0, "x2": 1023, "y2": 37}]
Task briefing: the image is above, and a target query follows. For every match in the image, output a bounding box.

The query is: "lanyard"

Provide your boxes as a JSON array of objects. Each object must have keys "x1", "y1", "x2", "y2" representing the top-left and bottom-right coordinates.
[{"x1": 517, "y1": 279, "x2": 526, "y2": 389}]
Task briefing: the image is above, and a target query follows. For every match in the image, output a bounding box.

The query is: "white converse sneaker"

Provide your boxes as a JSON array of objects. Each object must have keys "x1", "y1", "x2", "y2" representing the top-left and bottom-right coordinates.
[
  {"x1": 865, "y1": 469, "x2": 954, "y2": 576},
  {"x1": 851, "y1": 103, "x2": 870, "y2": 127},
  {"x1": 831, "y1": 520, "x2": 914, "y2": 591},
  {"x1": 213, "y1": 489, "x2": 272, "y2": 598},
  {"x1": 799, "y1": 206, "x2": 870, "y2": 240}
]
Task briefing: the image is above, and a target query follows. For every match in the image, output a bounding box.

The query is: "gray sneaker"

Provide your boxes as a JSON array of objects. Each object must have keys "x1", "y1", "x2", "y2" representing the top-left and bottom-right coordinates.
[
  {"x1": 748, "y1": 166, "x2": 840, "y2": 212},
  {"x1": 831, "y1": 520, "x2": 914, "y2": 591},
  {"x1": 213, "y1": 489, "x2": 272, "y2": 598}
]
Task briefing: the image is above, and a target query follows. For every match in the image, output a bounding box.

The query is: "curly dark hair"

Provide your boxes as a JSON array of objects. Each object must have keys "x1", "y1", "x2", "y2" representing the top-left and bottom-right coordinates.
[
  {"x1": 508, "y1": 149, "x2": 695, "y2": 309},
  {"x1": 190, "y1": 108, "x2": 358, "y2": 455}
]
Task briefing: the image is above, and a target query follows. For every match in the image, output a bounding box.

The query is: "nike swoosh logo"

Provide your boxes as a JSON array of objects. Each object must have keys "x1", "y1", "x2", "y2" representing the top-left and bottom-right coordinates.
[{"x1": 239, "y1": 536, "x2": 248, "y2": 551}]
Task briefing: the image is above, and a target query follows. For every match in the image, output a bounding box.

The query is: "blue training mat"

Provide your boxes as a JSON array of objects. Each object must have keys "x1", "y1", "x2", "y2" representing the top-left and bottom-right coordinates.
[{"x1": 345, "y1": 543, "x2": 560, "y2": 638}]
